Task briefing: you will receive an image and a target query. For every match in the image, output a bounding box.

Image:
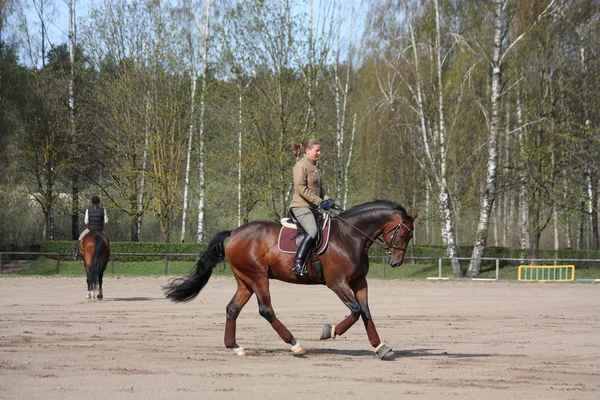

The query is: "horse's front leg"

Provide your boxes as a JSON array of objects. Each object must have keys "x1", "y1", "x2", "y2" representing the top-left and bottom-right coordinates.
[
  {"x1": 321, "y1": 280, "x2": 361, "y2": 340},
  {"x1": 321, "y1": 278, "x2": 392, "y2": 360},
  {"x1": 353, "y1": 277, "x2": 393, "y2": 360}
]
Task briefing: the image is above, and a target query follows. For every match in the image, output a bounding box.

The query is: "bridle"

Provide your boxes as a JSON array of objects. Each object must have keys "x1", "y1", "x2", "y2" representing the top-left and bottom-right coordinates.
[
  {"x1": 381, "y1": 218, "x2": 413, "y2": 253},
  {"x1": 330, "y1": 210, "x2": 413, "y2": 255}
]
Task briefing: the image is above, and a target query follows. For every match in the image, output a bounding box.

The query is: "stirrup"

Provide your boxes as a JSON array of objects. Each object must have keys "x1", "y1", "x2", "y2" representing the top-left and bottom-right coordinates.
[{"x1": 292, "y1": 261, "x2": 308, "y2": 276}]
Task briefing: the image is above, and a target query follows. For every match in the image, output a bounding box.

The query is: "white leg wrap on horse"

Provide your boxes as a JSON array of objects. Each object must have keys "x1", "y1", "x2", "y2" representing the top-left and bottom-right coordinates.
[
  {"x1": 233, "y1": 347, "x2": 246, "y2": 356},
  {"x1": 374, "y1": 343, "x2": 386, "y2": 352},
  {"x1": 330, "y1": 324, "x2": 336, "y2": 339},
  {"x1": 291, "y1": 343, "x2": 306, "y2": 355}
]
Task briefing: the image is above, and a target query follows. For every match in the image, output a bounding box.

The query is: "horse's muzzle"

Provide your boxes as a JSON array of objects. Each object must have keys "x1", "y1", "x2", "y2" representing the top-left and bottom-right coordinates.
[{"x1": 387, "y1": 255, "x2": 403, "y2": 268}]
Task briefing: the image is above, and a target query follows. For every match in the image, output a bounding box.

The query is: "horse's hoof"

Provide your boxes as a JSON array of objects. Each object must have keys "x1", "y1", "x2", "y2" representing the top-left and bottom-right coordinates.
[
  {"x1": 86, "y1": 293, "x2": 91, "y2": 299},
  {"x1": 375, "y1": 343, "x2": 393, "y2": 360},
  {"x1": 320, "y1": 324, "x2": 336, "y2": 340},
  {"x1": 97, "y1": 295, "x2": 103, "y2": 300},
  {"x1": 233, "y1": 347, "x2": 246, "y2": 356},
  {"x1": 291, "y1": 343, "x2": 306, "y2": 356}
]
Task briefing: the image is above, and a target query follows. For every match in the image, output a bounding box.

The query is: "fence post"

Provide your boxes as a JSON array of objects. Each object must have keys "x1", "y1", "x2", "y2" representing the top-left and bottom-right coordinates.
[
  {"x1": 56, "y1": 254, "x2": 61, "y2": 275},
  {"x1": 111, "y1": 254, "x2": 115, "y2": 274},
  {"x1": 438, "y1": 258, "x2": 443, "y2": 278},
  {"x1": 496, "y1": 259, "x2": 500, "y2": 280},
  {"x1": 0, "y1": 252, "x2": 3, "y2": 274},
  {"x1": 164, "y1": 254, "x2": 169, "y2": 275}
]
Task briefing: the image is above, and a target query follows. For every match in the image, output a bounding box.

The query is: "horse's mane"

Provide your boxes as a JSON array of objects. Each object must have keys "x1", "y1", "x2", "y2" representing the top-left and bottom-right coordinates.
[{"x1": 338, "y1": 200, "x2": 407, "y2": 219}]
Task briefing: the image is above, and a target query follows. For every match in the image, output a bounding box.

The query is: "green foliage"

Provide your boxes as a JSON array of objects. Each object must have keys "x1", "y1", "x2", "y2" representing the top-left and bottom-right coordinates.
[
  {"x1": 40, "y1": 241, "x2": 207, "y2": 261},
  {"x1": 6, "y1": 253, "x2": 598, "y2": 281}
]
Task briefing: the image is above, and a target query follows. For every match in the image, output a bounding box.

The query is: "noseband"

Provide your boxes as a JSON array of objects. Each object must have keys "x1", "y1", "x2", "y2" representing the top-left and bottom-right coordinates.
[{"x1": 382, "y1": 219, "x2": 413, "y2": 254}]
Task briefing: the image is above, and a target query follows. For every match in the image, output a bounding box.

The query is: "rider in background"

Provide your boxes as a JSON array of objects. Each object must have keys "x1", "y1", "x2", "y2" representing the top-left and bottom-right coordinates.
[
  {"x1": 72, "y1": 196, "x2": 108, "y2": 259},
  {"x1": 290, "y1": 138, "x2": 334, "y2": 276}
]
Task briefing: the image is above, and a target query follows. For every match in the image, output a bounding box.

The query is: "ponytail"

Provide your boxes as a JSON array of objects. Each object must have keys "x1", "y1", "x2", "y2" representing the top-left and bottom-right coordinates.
[{"x1": 292, "y1": 138, "x2": 320, "y2": 157}]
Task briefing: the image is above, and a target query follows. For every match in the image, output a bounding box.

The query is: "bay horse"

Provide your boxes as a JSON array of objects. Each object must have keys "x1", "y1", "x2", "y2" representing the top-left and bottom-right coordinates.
[
  {"x1": 164, "y1": 200, "x2": 416, "y2": 359},
  {"x1": 78, "y1": 231, "x2": 110, "y2": 300}
]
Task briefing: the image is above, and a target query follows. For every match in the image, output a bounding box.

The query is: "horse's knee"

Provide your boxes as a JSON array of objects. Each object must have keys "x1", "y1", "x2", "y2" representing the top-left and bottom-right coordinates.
[{"x1": 258, "y1": 303, "x2": 275, "y2": 322}]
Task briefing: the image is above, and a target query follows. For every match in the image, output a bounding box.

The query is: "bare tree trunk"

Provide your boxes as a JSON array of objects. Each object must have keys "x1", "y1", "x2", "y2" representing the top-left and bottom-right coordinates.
[
  {"x1": 135, "y1": 95, "x2": 150, "y2": 242},
  {"x1": 237, "y1": 78, "x2": 251, "y2": 227},
  {"x1": 576, "y1": 198, "x2": 585, "y2": 249},
  {"x1": 468, "y1": 0, "x2": 505, "y2": 277},
  {"x1": 237, "y1": 86, "x2": 243, "y2": 227},
  {"x1": 552, "y1": 151, "x2": 560, "y2": 251},
  {"x1": 181, "y1": 76, "x2": 196, "y2": 242},
  {"x1": 181, "y1": 3, "x2": 198, "y2": 243},
  {"x1": 502, "y1": 101, "x2": 511, "y2": 247},
  {"x1": 587, "y1": 169, "x2": 599, "y2": 250},
  {"x1": 303, "y1": 0, "x2": 315, "y2": 134},
  {"x1": 433, "y1": 0, "x2": 461, "y2": 276},
  {"x1": 68, "y1": 0, "x2": 79, "y2": 240},
  {"x1": 517, "y1": 92, "x2": 529, "y2": 252},
  {"x1": 342, "y1": 113, "x2": 355, "y2": 209},
  {"x1": 564, "y1": 182, "x2": 572, "y2": 248},
  {"x1": 195, "y1": 0, "x2": 211, "y2": 243},
  {"x1": 425, "y1": 181, "x2": 431, "y2": 245},
  {"x1": 333, "y1": 8, "x2": 353, "y2": 206}
]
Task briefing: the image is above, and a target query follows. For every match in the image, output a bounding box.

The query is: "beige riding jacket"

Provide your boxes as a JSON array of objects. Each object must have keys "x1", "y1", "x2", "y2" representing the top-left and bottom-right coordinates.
[{"x1": 290, "y1": 155, "x2": 330, "y2": 209}]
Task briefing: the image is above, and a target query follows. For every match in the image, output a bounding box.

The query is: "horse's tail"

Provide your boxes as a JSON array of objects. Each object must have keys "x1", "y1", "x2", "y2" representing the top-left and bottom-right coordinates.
[
  {"x1": 90, "y1": 234, "x2": 105, "y2": 286},
  {"x1": 164, "y1": 230, "x2": 232, "y2": 303}
]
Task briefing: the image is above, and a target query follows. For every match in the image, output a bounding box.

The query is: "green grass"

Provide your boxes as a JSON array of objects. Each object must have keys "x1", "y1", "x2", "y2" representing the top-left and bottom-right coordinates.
[
  {"x1": 2, "y1": 257, "x2": 231, "y2": 278},
  {"x1": 3, "y1": 256, "x2": 598, "y2": 281}
]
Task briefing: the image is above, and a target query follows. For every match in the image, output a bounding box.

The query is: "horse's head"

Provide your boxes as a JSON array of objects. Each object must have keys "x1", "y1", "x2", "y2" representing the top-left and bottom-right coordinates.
[{"x1": 382, "y1": 211, "x2": 417, "y2": 267}]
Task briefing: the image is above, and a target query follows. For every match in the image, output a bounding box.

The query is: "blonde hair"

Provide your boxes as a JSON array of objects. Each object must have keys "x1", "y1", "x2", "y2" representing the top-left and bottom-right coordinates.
[{"x1": 292, "y1": 138, "x2": 320, "y2": 157}]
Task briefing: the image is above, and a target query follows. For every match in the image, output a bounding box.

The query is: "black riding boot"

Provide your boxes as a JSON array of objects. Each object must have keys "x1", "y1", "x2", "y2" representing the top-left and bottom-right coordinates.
[
  {"x1": 72, "y1": 240, "x2": 80, "y2": 260},
  {"x1": 292, "y1": 234, "x2": 315, "y2": 277}
]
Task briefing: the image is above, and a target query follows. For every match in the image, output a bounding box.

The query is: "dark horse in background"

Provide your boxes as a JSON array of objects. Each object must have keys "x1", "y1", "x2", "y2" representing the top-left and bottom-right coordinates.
[
  {"x1": 78, "y1": 231, "x2": 110, "y2": 300},
  {"x1": 165, "y1": 200, "x2": 416, "y2": 359}
]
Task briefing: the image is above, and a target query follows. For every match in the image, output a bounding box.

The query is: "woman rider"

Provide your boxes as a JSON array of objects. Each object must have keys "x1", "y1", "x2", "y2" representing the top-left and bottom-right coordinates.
[
  {"x1": 72, "y1": 196, "x2": 108, "y2": 259},
  {"x1": 289, "y1": 138, "x2": 334, "y2": 276}
]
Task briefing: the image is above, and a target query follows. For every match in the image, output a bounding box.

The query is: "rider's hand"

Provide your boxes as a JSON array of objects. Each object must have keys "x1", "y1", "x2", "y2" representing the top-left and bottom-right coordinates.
[{"x1": 321, "y1": 199, "x2": 334, "y2": 210}]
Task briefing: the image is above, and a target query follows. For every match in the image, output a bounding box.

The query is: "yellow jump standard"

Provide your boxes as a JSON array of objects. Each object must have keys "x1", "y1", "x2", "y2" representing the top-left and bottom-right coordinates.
[{"x1": 518, "y1": 265, "x2": 575, "y2": 281}]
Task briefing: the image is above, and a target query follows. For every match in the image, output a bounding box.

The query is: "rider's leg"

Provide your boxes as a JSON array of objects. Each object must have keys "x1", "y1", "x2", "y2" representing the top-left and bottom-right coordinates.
[
  {"x1": 73, "y1": 229, "x2": 89, "y2": 259},
  {"x1": 291, "y1": 208, "x2": 318, "y2": 276}
]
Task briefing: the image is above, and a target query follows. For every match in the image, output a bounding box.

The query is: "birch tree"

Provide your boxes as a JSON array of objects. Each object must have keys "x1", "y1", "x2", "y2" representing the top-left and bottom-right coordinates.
[
  {"x1": 469, "y1": 0, "x2": 557, "y2": 273},
  {"x1": 366, "y1": 0, "x2": 462, "y2": 273},
  {"x1": 332, "y1": 0, "x2": 356, "y2": 207},
  {"x1": 178, "y1": 0, "x2": 211, "y2": 243},
  {"x1": 467, "y1": 0, "x2": 507, "y2": 276},
  {"x1": 68, "y1": 0, "x2": 79, "y2": 240},
  {"x1": 195, "y1": 0, "x2": 211, "y2": 243},
  {"x1": 83, "y1": 0, "x2": 173, "y2": 241}
]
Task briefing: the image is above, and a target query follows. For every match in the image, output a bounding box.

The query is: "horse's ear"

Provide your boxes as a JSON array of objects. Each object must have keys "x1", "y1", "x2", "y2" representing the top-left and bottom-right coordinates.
[{"x1": 411, "y1": 212, "x2": 418, "y2": 220}]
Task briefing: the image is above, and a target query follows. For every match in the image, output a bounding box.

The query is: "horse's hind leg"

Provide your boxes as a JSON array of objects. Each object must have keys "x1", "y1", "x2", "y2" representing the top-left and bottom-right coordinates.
[
  {"x1": 86, "y1": 266, "x2": 93, "y2": 299},
  {"x1": 225, "y1": 277, "x2": 254, "y2": 355},
  {"x1": 253, "y1": 280, "x2": 306, "y2": 356},
  {"x1": 97, "y1": 266, "x2": 106, "y2": 300}
]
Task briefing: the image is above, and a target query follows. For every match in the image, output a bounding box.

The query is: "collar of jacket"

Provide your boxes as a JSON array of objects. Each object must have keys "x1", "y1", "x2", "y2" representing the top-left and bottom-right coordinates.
[{"x1": 304, "y1": 154, "x2": 317, "y2": 165}]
